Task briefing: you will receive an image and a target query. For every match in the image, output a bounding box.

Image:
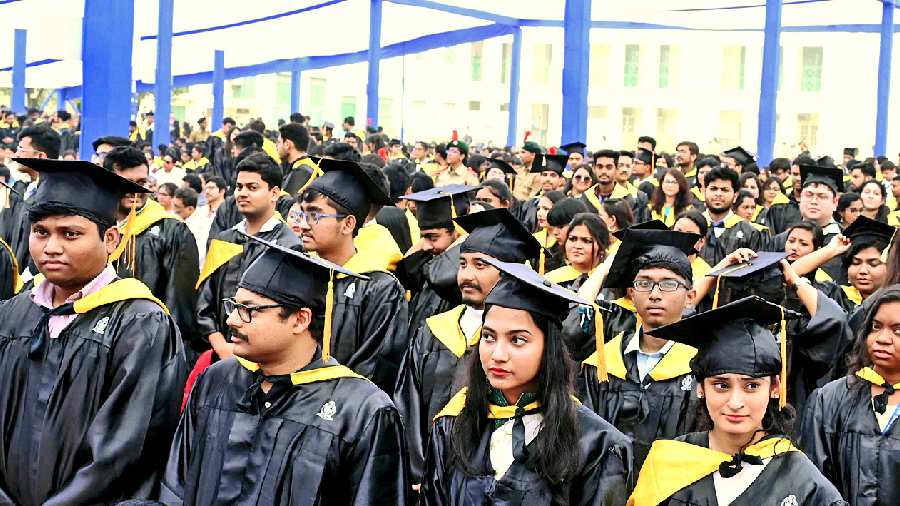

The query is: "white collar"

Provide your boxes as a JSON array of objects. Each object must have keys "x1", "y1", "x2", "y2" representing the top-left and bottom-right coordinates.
[
  {"x1": 624, "y1": 327, "x2": 675, "y2": 356},
  {"x1": 234, "y1": 214, "x2": 281, "y2": 234}
]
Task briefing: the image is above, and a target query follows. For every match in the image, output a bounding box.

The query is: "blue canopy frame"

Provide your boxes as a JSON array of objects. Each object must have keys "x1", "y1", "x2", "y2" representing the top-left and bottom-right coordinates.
[{"x1": 8, "y1": 0, "x2": 897, "y2": 162}]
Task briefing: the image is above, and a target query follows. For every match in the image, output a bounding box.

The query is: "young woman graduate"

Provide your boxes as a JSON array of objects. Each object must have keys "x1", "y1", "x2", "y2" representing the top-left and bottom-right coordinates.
[
  {"x1": 628, "y1": 296, "x2": 846, "y2": 506},
  {"x1": 419, "y1": 259, "x2": 633, "y2": 505},
  {"x1": 801, "y1": 285, "x2": 900, "y2": 506}
]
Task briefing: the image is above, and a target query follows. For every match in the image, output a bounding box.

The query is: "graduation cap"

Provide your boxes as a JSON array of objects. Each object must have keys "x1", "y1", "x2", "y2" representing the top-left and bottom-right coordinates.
[
  {"x1": 648, "y1": 296, "x2": 801, "y2": 407},
  {"x1": 14, "y1": 158, "x2": 148, "y2": 227},
  {"x1": 487, "y1": 157, "x2": 516, "y2": 175},
  {"x1": 531, "y1": 154, "x2": 568, "y2": 176},
  {"x1": 237, "y1": 231, "x2": 367, "y2": 362},
  {"x1": 842, "y1": 215, "x2": 895, "y2": 245},
  {"x1": 707, "y1": 251, "x2": 788, "y2": 310},
  {"x1": 455, "y1": 208, "x2": 541, "y2": 263},
  {"x1": 401, "y1": 184, "x2": 475, "y2": 230},
  {"x1": 603, "y1": 225, "x2": 699, "y2": 290},
  {"x1": 308, "y1": 157, "x2": 393, "y2": 224},
  {"x1": 389, "y1": 138, "x2": 403, "y2": 147},
  {"x1": 723, "y1": 146, "x2": 754, "y2": 166},
  {"x1": 800, "y1": 164, "x2": 844, "y2": 193},
  {"x1": 634, "y1": 148, "x2": 654, "y2": 166},
  {"x1": 560, "y1": 142, "x2": 586, "y2": 155},
  {"x1": 843, "y1": 147, "x2": 858, "y2": 157}
]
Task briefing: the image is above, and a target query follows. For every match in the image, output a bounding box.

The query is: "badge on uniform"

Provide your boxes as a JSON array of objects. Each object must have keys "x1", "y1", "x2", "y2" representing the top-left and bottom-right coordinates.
[
  {"x1": 316, "y1": 400, "x2": 337, "y2": 421},
  {"x1": 344, "y1": 283, "x2": 356, "y2": 299},
  {"x1": 92, "y1": 317, "x2": 110, "y2": 335},
  {"x1": 780, "y1": 495, "x2": 798, "y2": 506}
]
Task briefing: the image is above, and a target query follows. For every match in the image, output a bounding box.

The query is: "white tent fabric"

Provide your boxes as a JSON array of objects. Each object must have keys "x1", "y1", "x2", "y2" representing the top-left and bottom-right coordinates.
[{"x1": 0, "y1": 0, "x2": 891, "y2": 90}]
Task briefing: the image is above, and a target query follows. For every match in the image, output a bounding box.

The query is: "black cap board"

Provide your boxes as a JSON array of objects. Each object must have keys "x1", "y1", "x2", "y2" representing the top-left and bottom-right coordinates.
[
  {"x1": 467, "y1": 154, "x2": 488, "y2": 170},
  {"x1": 603, "y1": 225, "x2": 699, "y2": 290},
  {"x1": 484, "y1": 257, "x2": 589, "y2": 322},
  {"x1": 538, "y1": 154, "x2": 569, "y2": 176},
  {"x1": 842, "y1": 215, "x2": 895, "y2": 244},
  {"x1": 308, "y1": 157, "x2": 392, "y2": 224},
  {"x1": 560, "y1": 142, "x2": 586, "y2": 155},
  {"x1": 800, "y1": 164, "x2": 844, "y2": 193},
  {"x1": 15, "y1": 158, "x2": 149, "y2": 226},
  {"x1": 487, "y1": 157, "x2": 517, "y2": 175},
  {"x1": 707, "y1": 251, "x2": 789, "y2": 279},
  {"x1": 723, "y1": 146, "x2": 754, "y2": 166},
  {"x1": 634, "y1": 148, "x2": 654, "y2": 165},
  {"x1": 455, "y1": 208, "x2": 541, "y2": 263},
  {"x1": 401, "y1": 185, "x2": 475, "y2": 229}
]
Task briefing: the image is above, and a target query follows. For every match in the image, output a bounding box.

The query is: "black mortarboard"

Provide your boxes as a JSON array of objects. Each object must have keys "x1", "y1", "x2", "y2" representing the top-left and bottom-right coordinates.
[
  {"x1": 707, "y1": 251, "x2": 789, "y2": 279},
  {"x1": 484, "y1": 257, "x2": 589, "y2": 321},
  {"x1": 634, "y1": 148, "x2": 654, "y2": 165},
  {"x1": 487, "y1": 158, "x2": 517, "y2": 175},
  {"x1": 800, "y1": 164, "x2": 844, "y2": 193},
  {"x1": 843, "y1": 147, "x2": 858, "y2": 157},
  {"x1": 707, "y1": 252, "x2": 788, "y2": 309},
  {"x1": 467, "y1": 154, "x2": 488, "y2": 170},
  {"x1": 389, "y1": 138, "x2": 403, "y2": 147},
  {"x1": 15, "y1": 158, "x2": 148, "y2": 226},
  {"x1": 455, "y1": 208, "x2": 541, "y2": 262},
  {"x1": 237, "y1": 232, "x2": 366, "y2": 361},
  {"x1": 603, "y1": 225, "x2": 699, "y2": 290},
  {"x1": 401, "y1": 185, "x2": 475, "y2": 229},
  {"x1": 532, "y1": 154, "x2": 568, "y2": 176},
  {"x1": 723, "y1": 146, "x2": 754, "y2": 166},
  {"x1": 560, "y1": 142, "x2": 586, "y2": 155},
  {"x1": 308, "y1": 157, "x2": 393, "y2": 224},
  {"x1": 546, "y1": 197, "x2": 587, "y2": 228},
  {"x1": 649, "y1": 295, "x2": 800, "y2": 406},
  {"x1": 842, "y1": 215, "x2": 895, "y2": 244}
]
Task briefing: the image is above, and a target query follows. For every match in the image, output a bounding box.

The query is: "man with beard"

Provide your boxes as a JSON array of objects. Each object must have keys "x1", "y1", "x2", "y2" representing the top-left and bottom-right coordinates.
[
  {"x1": 276, "y1": 122, "x2": 321, "y2": 197},
  {"x1": 581, "y1": 149, "x2": 650, "y2": 223},
  {"x1": 512, "y1": 140, "x2": 542, "y2": 200},
  {"x1": 764, "y1": 156, "x2": 802, "y2": 234},
  {"x1": 698, "y1": 166, "x2": 765, "y2": 266},
  {"x1": 393, "y1": 208, "x2": 540, "y2": 484},
  {"x1": 675, "y1": 140, "x2": 699, "y2": 187},
  {"x1": 105, "y1": 146, "x2": 201, "y2": 356},
  {"x1": 196, "y1": 152, "x2": 298, "y2": 362}
]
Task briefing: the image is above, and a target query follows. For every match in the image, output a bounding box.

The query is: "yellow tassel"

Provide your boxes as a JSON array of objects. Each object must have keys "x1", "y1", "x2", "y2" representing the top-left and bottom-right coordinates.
[
  {"x1": 539, "y1": 248, "x2": 546, "y2": 276},
  {"x1": 296, "y1": 166, "x2": 324, "y2": 196},
  {"x1": 712, "y1": 276, "x2": 722, "y2": 309},
  {"x1": 779, "y1": 307, "x2": 787, "y2": 409},
  {"x1": 881, "y1": 227, "x2": 897, "y2": 263},
  {"x1": 593, "y1": 304, "x2": 608, "y2": 382},
  {"x1": 444, "y1": 192, "x2": 467, "y2": 236},
  {"x1": 111, "y1": 201, "x2": 139, "y2": 274},
  {"x1": 322, "y1": 269, "x2": 335, "y2": 362}
]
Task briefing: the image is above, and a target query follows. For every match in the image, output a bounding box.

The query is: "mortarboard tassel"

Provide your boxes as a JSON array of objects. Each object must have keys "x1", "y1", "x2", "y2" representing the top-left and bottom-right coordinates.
[
  {"x1": 296, "y1": 165, "x2": 324, "y2": 196},
  {"x1": 779, "y1": 307, "x2": 787, "y2": 409},
  {"x1": 881, "y1": 227, "x2": 897, "y2": 264},
  {"x1": 111, "y1": 200, "x2": 139, "y2": 274},
  {"x1": 322, "y1": 269, "x2": 335, "y2": 362},
  {"x1": 712, "y1": 276, "x2": 723, "y2": 309},
  {"x1": 592, "y1": 303, "x2": 608, "y2": 382},
  {"x1": 538, "y1": 232, "x2": 548, "y2": 276}
]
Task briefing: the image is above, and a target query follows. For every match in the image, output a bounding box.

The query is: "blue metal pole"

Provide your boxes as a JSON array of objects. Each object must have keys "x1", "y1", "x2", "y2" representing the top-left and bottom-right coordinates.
[
  {"x1": 79, "y1": 0, "x2": 134, "y2": 161},
  {"x1": 505, "y1": 27, "x2": 522, "y2": 147},
  {"x1": 290, "y1": 59, "x2": 301, "y2": 115},
  {"x1": 366, "y1": 0, "x2": 383, "y2": 128},
  {"x1": 12, "y1": 29, "x2": 26, "y2": 114},
  {"x1": 756, "y1": 0, "x2": 783, "y2": 167},
  {"x1": 55, "y1": 89, "x2": 63, "y2": 111},
  {"x1": 875, "y1": 0, "x2": 894, "y2": 156},
  {"x1": 560, "y1": 0, "x2": 591, "y2": 146},
  {"x1": 212, "y1": 50, "x2": 225, "y2": 129},
  {"x1": 155, "y1": 0, "x2": 174, "y2": 148}
]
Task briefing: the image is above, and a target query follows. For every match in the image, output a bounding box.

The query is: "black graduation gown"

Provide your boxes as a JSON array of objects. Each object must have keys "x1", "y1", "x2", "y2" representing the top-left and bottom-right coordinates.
[
  {"x1": 580, "y1": 185, "x2": 651, "y2": 224},
  {"x1": 0, "y1": 239, "x2": 15, "y2": 300},
  {"x1": 393, "y1": 304, "x2": 477, "y2": 482},
  {"x1": 329, "y1": 254, "x2": 409, "y2": 394},
  {"x1": 0, "y1": 279, "x2": 187, "y2": 505},
  {"x1": 699, "y1": 214, "x2": 766, "y2": 267},
  {"x1": 420, "y1": 404, "x2": 633, "y2": 505},
  {"x1": 1, "y1": 186, "x2": 32, "y2": 271},
  {"x1": 161, "y1": 356, "x2": 409, "y2": 505},
  {"x1": 644, "y1": 432, "x2": 847, "y2": 506},
  {"x1": 801, "y1": 375, "x2": 900, "y2": 506},
  {"x1": 114, "y1": 212, "x2": 201, "y2": 354},
  {"x1": 577, "y1": 330, "x2": 703, "y2": 470},
  {"x1": 764, "y1": 198, "x2": 802, "y2": 236},
  {"x1": 517, "y1": 196, "x2": 539, "y2": 233},
  {"x1": 377, "y1": 206, "x2": 415, "y2": 254},
  {"x1": 406, "y1": 245, "x2": 461, "y2": 342},
  {"x1": 195, "y1": 222, "x2": 298, "y2": 350},
  {"x1": 766, "y1": 222, "x2": 844, "y2": 282},
  {"x1": 208, "y1": 194, "x2": 296, "y2": 244},
  {"x1": 562, "y1": 297, "x2": 638, "y2": 363},
  {"x1": 280, "y1": 157, "x2": 316, "y2": 197}
]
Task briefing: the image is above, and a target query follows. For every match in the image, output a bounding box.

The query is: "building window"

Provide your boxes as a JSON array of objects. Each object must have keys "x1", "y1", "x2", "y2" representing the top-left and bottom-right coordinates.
[
  {"x1": 621, "y1": 107, "x2": 641, "y2": 146},
  {"x1": 469, "y1": 101, "x2": 481, "y2": 111},
  {"x1": 500, "y1": 102, "x2": 509, "y2": 112},
  {"x1": 624, "y1": 45, "x2": 639, "y2": 88},
  {"x1": 471, "y1": 42, "x2": 483, "y2": 81},
  {"x1": 532, "y1": 44, "x2": 553, "y2": 84},
  {"x1": 659, "y1": 45, "x2": 670, "y2": 89},
  {"x1": 656, "y1": 108, "x2": 677, "y2": 147},
  {"x1": 797, "y1": 113, "x2": 819, "y2": 147},
  {"x1": 721, "y1": 46, "x2": 746, "y2": 91},
  {"x1": 531, "y1": 103, "x2": 550, "y2": 144},
  {"x1": 443, "y1": 47, "x2": 456, "y2": 64},
  {"x1": 232, "y1": 77, "x2": 257, "y2": 99},
  {"x1": 590, "y1": 44, "x2": 610, "y2": 88},
  {"x1": 275, "y1": 73, "x2": 291, "y2": 111},
  {"x1": 719, "y1": 111, "x2": 742, "y2": 149},
  {"x1": 340, "y1": 97, "x2": 356, "y2": 122},
  {"x1": 308, "y1": 77, "x2": 327, "y2": 125},
  {"x1": 801, "y1": 47, "x2": 823, "y2": 92},
  {"x1": 501, "y1": 42, "x2": 511, "y2": 84},
  {"x1": 379, "y1": 98, "x2": 393, "y2": 131}
]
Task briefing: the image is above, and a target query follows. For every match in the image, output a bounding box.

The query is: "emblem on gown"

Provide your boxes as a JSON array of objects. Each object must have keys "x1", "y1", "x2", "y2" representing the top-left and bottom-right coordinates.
[
  {"x1": 780, "y1": 495, "x2": 798, "y2": 506},
  {"x1": 680, "y1": 376, "x2": 692, "y2": 391},
  {"x1": 317, "y1": 400, "x2": 337, "y2": 421},
  {"x1": 344, "y1": 283, "x2": 356, "y2": 299},
  {"x1": 92, "y1": 317, "x2": 110, "y2": 334},
  {"x1": 150, "y1": 225, "x2": 161, "y2": 237}
]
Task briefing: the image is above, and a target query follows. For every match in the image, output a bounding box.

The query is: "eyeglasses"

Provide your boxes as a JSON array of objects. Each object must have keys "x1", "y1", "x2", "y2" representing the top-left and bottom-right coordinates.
[
  {"x1": 573, "y1": 175, "x2": 593, "y2": 182},
  {"x1": 632, "y1": 279, "x2": 687, "y2": 292},
  {"x1": 288, "y1": 209, "x2": 348, "y2": 225},
  {"x1": 223, "y1": 297, "x2": 282, "y2": 323}
]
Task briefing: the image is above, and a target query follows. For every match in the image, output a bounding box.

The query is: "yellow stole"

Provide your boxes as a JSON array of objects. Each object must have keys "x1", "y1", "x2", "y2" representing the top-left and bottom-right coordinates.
[
  {"x1": 841, "y1": 285, "x2": 863, "y2": 305},
  {"x1": 235, "y1": 356, "x2": 365, "y2": 385},
  {"x1": 582, "y1": 330, "x2": 696, "y2": 382},
  {"x1": 0, "y1": 237, "x2": 21, "y2": 294},
  {"x1": 74, "y1": 278, "x2": 170, "y2": 315},
  {"x1": 856, "y1": 367, "x2": 900, "y2": 391},
  {"x1": 433, "y1": 387, "x2": 541, "y2": 421},
  {"x1": 426, "y1": 305, "x2": 481, "y2": 358},
  {"x1": 628, "y1": 437, "x2": 799, "y2": 506},
  {"x1": 545, "y1": 265, "x2": 584, "y2": 285},
  {"x1": 195, "y1": 240, "x2": 244, "y2": 289},
  {"x1": 584, "y1": 183, "x2": 631, "y2": 211},
  {"x1": 355, "y1": 224, "x2": 402, "y2": 272},
  {"x1": 110, "y1": 199, "x2": 176, "y2": 262}
]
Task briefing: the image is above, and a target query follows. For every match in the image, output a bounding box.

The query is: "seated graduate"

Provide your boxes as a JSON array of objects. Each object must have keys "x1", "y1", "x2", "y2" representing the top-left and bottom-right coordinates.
[
  {"x1": 420, "y1": 259, "x2": 633, "y2": 505},
  {"x1": 0, "y1": 158, "x2": 187, "y2": 504},
  {"x1": 161, "y1": 234, "x2": 408, "y2": 505},
  {"x1": 628, "y1": 296, "x2": 847, "y2": 506},
  {"x1": 578, "y1": 227, "x2": 704, "y2": 470},
  {"x1": 801, "y1": 285, "x2": 900, "y2": 506},
  {"x1": 544, "y1": 212, "x2": 610, "y2": 291}
]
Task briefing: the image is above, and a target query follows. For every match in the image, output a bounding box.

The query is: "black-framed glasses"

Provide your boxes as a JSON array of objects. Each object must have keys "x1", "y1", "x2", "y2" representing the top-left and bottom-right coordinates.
[
  {"x1": 632, "y1": 279, "x2": 687, "y2": 293},
  {"x1": 288, "y1": 209, "x2": 348, "y2": 225},
  {"x1": 223, "y1": 297, "x2": 282, "y2": 323}
]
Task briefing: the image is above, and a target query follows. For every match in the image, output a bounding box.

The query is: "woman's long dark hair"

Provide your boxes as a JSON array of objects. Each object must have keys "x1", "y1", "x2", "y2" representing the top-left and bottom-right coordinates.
[
  {"x1": 564, "y1": 212, "x2": 610, "y2": 270},
  {"x1": 650, "y1": 168, "x2": 691, "y2": 217},
  {"x1": 847, "y1": 284, "x2": 900, "y2": 375},
  {"x1": 859, "y1": 180, "x2": 891, "y2": 223},
  {"x1": 450, "y1": 310, "x2": 581, "y2": 503},
  {"x1": 693, "y1": 375, "x2": 796, "y2": 439},
  {"x1": 739, "y1": 172, "x2": 765, "y2": 205}
]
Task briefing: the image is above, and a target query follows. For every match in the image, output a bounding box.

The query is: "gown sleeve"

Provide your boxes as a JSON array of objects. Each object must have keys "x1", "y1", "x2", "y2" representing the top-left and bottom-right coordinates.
[
  {"x1": 195, "y1": 264, "x2": 223, "y2": 340},
  {"x1": 161, "y1": 220, "x2": 201, "y2": 349},
  {"x1": 344, "y1": 405, "x2": 410, "y2": 505},
  {"x1": 574, "y1": 423, "x2": 633, "y2": 506},
  {"x1": 799, "y1": 386, "x2": 839, "y2": 484},
  {"x1": 43, "y1": 308, "x2": 187, "y2": 505},
  {"x1": 159, "y1": 369, "x2": 206, "y2": 506},
  {"x1": 392, "y1": 324, "x2": 429, "y2": 483},
  {"x1": 418, "y1": 417, "x2": 452, "y2": 506}
]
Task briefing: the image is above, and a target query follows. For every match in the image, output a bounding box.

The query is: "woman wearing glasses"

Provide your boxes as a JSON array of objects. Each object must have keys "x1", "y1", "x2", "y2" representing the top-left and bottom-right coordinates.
[
  {"x1": 567, "y1": 163, "x2": 596, "y2": 199},
  {"x1": 649, "y1": 169, "x2": 692, "y2": 228}
]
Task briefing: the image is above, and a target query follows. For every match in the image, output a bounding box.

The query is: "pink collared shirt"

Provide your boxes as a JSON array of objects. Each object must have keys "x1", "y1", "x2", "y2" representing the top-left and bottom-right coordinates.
[{"x1": 30, "y1": 266, "x2": 118, "y2": 339}]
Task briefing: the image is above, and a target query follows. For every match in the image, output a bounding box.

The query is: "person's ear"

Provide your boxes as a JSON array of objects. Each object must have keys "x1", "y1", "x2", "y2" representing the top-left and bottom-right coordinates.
[
  {"x1": 342, "y1": 214, "x2": 357, "y2": 236},
  {"x1": 770, "y1": 376, "x2": 781, "y2": 399},
  {"x1": 104, "y1": 226, "x2": 121, "y2": 255},
  {"x1": 291, "y1": 307, "x2": 313, "y2": 335},
  {"x1": 626, "y1": 287, "x2": 634, "y2": 299},
  {"x1": 684, "y1": 287, "x2": 697, "y2": 306}
]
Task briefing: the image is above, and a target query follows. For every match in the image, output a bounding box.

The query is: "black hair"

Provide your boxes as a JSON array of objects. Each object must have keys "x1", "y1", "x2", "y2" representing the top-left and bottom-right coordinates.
[
  {"x1": 695, "y1": 156, "x2": 721, "y2": 171},
  {"x1": 478, "y1": 179, "x2": 512, "y2": 207},
  {"x1": 637, "y1": 135, "x2": 657, "y2": 149},
  {"x1": 733, "y1": 190, "x2": 757, "y2": 213},
  {"x1": 792, "y1": 154, "x2": 815, "y2": 167},
  {"x1": 383, "y1": 162, "x2": 411, "y2": 203},
  {"x1": 768, "y1": 157, "x2": 791, "y2": 173},
  {"x1": 739, "y1": 172, "x2": 764, "y2": 205},
  {"x1": 618, "y1": 150, "x2": 634, "y2": 160},
  {"x1": 847, "y1": 284, "x2": 900, "y2": 376},
  {"x1": 360, "y1": 153, "x2": 386, "y2": 168},
  {"x1": 91, "y1": 135, "x2": 131, "y2": 153},
  {"x1": 542, "y1": 190, "x2": 566, "y2": 205},
  {"x1": 0, "y1": 164, "x2": 9, "y2": 181},
  {"x1": 836, "y1": 192, "x2": 861, "y2": 223},
  {"x1": 205, "y1": 175, "x2": 227, "y2": 191},
  {"x1": 593, "y1": 149, "x2": 619, "y2": 165},
  {"x1": 566, "y1": 212, "x2": 611, "y2": 269},
  {"x1": 247, "y1": 119, "x2": 266, "y2": 134},
  {"x1": 223, "y1": 117, "x2": 236, "y2": 126},
  {"x1": 676, "y1": 141, "x2": 700, "y2": 157},
  {"x1": 409, "y1": 171, "x2": 434, "y2": 193},
  {"x1": 103, "y1": 146, "x2": 147, "y2": 172},
  {"x1": 704, "y1": 166, "x2": 740, "y2": 192},
  {"x1": 568, "y1": 163, "x2": 597, "y2": 188},
  {"x1": 174, "y1": 187, "x2": 198, "y2": 208},
  {"x1": 343, "y1": 116, "x2": 355, "y2": 127},
  {"x1": 651, "y1": 168, "x2": 692, "y2": 216},
  {"x1": 763, "y1": 176, "x2": 784, "y2": 195},
  {"x1": 323, "y1": 142, "x2": 361, "y2": 162},
  {"x1": 29, "y1": 202, "x2": 111, "y2": 237},
  {"x1": 693, "y1": 380, "x2": 796, "y2": 440},
  {"x1": 676, "y1": 208, "x2": 709, "y2": 237},
  {"x1": 547, "y1": 197, "x2": 588, "y2": 228},
  {"x1": 234, "y1": 130, "x2": 264, "y2": 151},
  {"x1": 158, "y1": 182, "x2": 178, "y2": 196},
  {"x1": 279, "y1": 123, "x2": 310, "y2": 152},
  {"x1": 601, "y1": 198, "x2": 634, "y2": 231},
  {"x1": 363, "y1": 164, "x2": 389, "y2": 217},
  {"x1": 182, "y1": 174, "x2": 203, "y2": 193},
  {"x1": 854, "y1": 161, "x2": 877, "y2": 179},
  {"x1": 190, "y1": 143, "x2": 205, "y2": 155},
  {"x1": 844, "y1": 236, "x2": 889, "y2": 272},
  {"x1": 235, "y1": 152, "x2": 283, "y2": 190},
  {"x1": 18, "y1": 125, "x2": 61, "y2": 159},
  {"x1": 450, "y1": 311, "x2": 580, "y2": 503},
  {"x1": 786, "y1": 220, "x2": 824, "y2": 250},
  {"x1": 56, "y1": 110, "x2": 71, "y2": 122}
]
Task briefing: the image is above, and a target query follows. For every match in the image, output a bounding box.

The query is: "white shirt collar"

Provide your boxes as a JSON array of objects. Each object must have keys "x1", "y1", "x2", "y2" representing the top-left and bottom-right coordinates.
[
  {"x1": 234, "y1": 214, "x2": 281, "y2": 234},
  {"x1": 623, "y1": 327, "x2": 675, "y2": 356}
]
